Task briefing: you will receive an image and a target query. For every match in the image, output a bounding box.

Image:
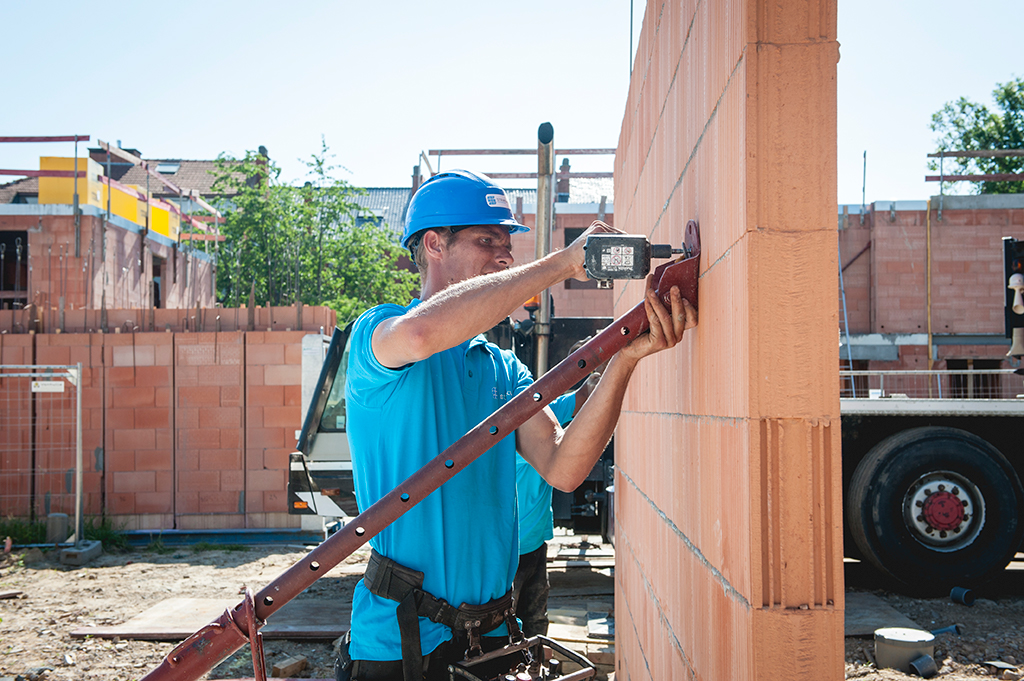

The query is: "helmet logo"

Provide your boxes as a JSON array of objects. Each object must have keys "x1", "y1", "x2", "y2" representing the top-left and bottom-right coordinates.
[{"x1": 485, "y1": 193, "x2": 510, "y2": 210}]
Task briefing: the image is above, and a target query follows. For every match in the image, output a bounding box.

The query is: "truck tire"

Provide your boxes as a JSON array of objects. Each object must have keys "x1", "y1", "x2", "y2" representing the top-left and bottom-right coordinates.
[{"x1": 846, "y1": 426, "x2": 1023, "y2": 592}]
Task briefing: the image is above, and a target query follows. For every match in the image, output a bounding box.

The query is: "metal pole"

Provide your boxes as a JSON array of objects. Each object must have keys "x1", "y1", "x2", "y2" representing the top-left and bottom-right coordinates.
[
  {"x1": 535, "y1": 122, "x2": 555, "y2": 377},
  {"x1": 837, "y1": 234, "x2": 856, "y2": 397},
  {"x1": 74, "y1": 135, "x2": 81, "y2": 257},
  {"x1": 74, "y1": 362, "x2": 83, "y2": 548}
]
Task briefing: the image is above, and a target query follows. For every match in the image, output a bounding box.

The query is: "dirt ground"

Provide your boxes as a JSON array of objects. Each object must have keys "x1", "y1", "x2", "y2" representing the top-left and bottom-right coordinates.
[{"x1": 1, "y1": 544, "x2": 1023, "y2": 681}]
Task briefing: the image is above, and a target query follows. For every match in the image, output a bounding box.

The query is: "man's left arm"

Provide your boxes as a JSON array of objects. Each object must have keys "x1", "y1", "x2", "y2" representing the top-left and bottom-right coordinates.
[{"x1": 516, "y1": 284, "x2": 696, "y2": 492}]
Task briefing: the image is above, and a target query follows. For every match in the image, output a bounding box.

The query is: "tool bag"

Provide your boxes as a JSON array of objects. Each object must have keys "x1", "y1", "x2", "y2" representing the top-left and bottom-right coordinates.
[{"x1": 362, "y1": 549, "x2": 523, "y2": 681}]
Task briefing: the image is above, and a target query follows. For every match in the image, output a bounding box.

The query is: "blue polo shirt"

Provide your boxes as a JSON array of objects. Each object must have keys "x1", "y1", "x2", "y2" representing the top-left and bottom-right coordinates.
[
  {"x1": 515, "y1": 393, "x2": 576, "y2": 555},
  {"x1": 345, "y1": 301, "x2": 534, "y2": 662}
]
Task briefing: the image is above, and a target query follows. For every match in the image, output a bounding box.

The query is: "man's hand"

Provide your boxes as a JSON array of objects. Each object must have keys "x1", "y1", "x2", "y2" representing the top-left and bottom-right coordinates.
[
  {"x1": 562, "y1": 220, "x2": 622, "y2": 281},
  {"x1": 619, "y1": 277, "x2": 698, "y2": 363}
]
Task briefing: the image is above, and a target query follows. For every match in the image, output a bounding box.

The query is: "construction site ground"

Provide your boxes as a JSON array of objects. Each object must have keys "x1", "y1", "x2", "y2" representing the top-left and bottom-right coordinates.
[{"x1": 0, "y1": 532, "x2": 1022, "y2": 681}]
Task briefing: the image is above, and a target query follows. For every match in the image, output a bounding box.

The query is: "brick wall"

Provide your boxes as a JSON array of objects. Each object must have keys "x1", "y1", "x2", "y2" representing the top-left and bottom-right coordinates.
[
  {"x1": 838, "y1": 201, "x2": 1024, "y2": 369},
  {"x1": 613, "y1": 1, "x2": 843, "y2": 679},
  {"x1": 0, "y1": 306, "x2": 335, "y2": 531},
  {"x1": 0, "y1": 212, "x2": 215, "y2": 317}
]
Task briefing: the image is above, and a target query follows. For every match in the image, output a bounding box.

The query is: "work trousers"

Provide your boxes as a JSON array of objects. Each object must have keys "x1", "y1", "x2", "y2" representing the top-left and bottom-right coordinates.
[
  {"x1": 512, "y1": 542, "x2": 549, "y2": 637},
  {"x1": 337, "y1": 632, "x2": 525, "y2": 681}
]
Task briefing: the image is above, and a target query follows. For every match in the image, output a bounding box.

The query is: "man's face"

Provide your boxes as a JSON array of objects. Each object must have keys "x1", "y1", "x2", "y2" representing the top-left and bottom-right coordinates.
[{"x1": 442, "y1": 225, "x2": 514, "y2": 284}]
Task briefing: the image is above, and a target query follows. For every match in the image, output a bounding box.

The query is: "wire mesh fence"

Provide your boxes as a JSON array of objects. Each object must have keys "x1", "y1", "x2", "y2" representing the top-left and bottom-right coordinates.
[
  {"x1": 0, "y1": 365, "x2": 82, "y2": 533},
  {"x1": 839, "y1": 369, "x2": 1024, "y2": 400}
]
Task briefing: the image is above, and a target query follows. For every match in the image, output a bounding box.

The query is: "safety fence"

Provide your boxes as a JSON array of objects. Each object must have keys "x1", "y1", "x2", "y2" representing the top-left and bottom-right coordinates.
[
  {"x1": 840, "y1": 369, "x2": 1023, "y2": 400},
  {"x1": 0, "y1": 364, "x2": 84, "y2": 539}
]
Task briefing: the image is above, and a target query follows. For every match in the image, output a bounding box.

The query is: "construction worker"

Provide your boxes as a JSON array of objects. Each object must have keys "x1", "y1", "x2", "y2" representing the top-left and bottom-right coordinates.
[{"x1": 339, "y1": 170, "x2": 696, "y2": 681}]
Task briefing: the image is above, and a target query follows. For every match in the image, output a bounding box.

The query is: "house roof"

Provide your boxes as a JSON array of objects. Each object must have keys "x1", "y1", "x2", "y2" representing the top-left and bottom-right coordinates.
[
  {"x1": 505, "y1": 177, "x2": 615, "y2": 205},
  {"x1": 354, "y1": 188, "x2": 412, "y2": 231},
  {"x1": 0, "y1": 176, "x2": 38, "y2": 204},
  {"x1": 117, "y1": 160, "x2": 234, "y2": 197}
]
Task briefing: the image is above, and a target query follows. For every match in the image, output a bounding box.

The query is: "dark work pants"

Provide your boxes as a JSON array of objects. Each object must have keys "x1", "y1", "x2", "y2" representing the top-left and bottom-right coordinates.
[
  {"x1": 512, "y1": 542, "x2": 549, "y2": 637},
  {"x1": 337, "y1": 632, "x2": 525, "y2": 681}
]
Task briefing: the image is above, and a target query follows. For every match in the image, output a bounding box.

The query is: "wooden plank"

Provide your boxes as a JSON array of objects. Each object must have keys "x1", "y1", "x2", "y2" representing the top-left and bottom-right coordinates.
[
  {"x1": 70, "y1": 598, "x2": 350, "y2": 641},
  {"x1": 0, "y1": 590, "x2": 23, "y2": 599},
  {"x1": 0, "y1": 136, "x2": 90, "y2": 143},
  {"x1": 553, "y1": 549, "x2": 615, "y2": 560},
  {"x1": 927, "y1": 150, "x2": 1024, "y2": 158},
  {"x1": 547, "y1": 559, "x2": 615, "y2": 569},
  {"x1": 844, "y1": 591, "x2": 921, "y2": 637}
]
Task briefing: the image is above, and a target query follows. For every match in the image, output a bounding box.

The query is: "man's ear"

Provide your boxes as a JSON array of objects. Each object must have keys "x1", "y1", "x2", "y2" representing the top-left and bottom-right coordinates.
[{"x1": 421, "y1": 229, "x2": 446, "y2": 262}]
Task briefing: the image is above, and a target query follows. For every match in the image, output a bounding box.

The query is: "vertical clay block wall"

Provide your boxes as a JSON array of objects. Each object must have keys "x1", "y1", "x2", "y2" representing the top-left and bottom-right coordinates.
[
  {"x1": 244, "y1": 331, "x2": 305, "y2": 527},
  {"x1": 613, "y1": 1, "x2": 843, "y2": 679},
  {"x1": 0, "y1": 336, "x2": 36, "y2": 517},
  {"x1": 174, "y1": 332, "x2": 245, "y2": 529}
]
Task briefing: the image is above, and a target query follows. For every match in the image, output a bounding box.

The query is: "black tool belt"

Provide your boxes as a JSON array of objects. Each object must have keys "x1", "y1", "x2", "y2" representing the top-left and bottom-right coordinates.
[{"x1": 363, "y1": 549, "x2": 522, "y2": 681}]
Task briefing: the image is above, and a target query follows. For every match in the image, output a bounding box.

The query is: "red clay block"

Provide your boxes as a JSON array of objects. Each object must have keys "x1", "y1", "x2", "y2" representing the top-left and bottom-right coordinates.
[
  {"x1": 247, "y1": 385, "x2": 285, "y2": 406},
  {"x1": 105, "y1": 450, "x2": 137, "y2": 473},
  {"x1": 134, "y1": 407, "x2": 170, "y2": 430},
  {"x1": 283, "y1": 385, "x2": 302, "y2": 407},
  {"x1": 135, "y1": 365, "x2": 171, "y2": 387},
  {"x1": 177, "y1": 385, "x2": 220, "y2": 407},
  {"x1": 105, "y1": 408, "x2": 135, "y2": 430},
  {"x1": 138, "y1": 448, "x2": 173, "y2": 471},
  {"x1": 263, "y1": 405, "x2": 300, "y2": 428},
  {"x1": 246, "y1": 468, "x2": 283, "y2": 492},
  {"x1": 247, "y1": 427, "x2": 284, "y2": 450},
  {"x1": 198, "y1": 491, "x2": 241, "y2": 514},
  {"x1": 108, "y1": 493, "x2": 136, "y2": 515},
  {"x1": 112, "y1": 470, "x2": 156, "y2": 493},
  {"x1": 263, "y1": 448, "x2": 293, "y2": 471},
  {"x1": 111, "y1": 386, "x2": 156, "y2": 408},
  {"x1": 114, "y1": 428, "x2": 156, "y2": 451},
  {"x1": 220, "y1": 469, "x2": 244, "y2": 491},
  {"x1": 198, "y1": 448, "x2": 242, "y2": 471},
  {"x1": 246, "y1": 342, "x2": 285, "y2": 366},
  {"x1": 178, "y1": 428, "x2": 222, "y2": 450},
  {"x1": 134, "y1": 492, "x2": 173, "y2": 514},
  {"x1": 199, "y1": 407, "x2": 241, "y2": 429},
  {"x1": 220, "y1": 384, "x2": 242, "y2": 406},
  {"x1": 177, "y1": 470, "x2": 221, "y2": 492},
  {"x1": 197, "y1": 364, "x2": 241, "y2": 386},
  {"x1": 263, "y1": 364, "x2": 300, "y2": 386},
  {"x1": 245, "y1": 364, "x2": 265, "y2": 386},
  {"x1": 219, "y1": 428, "x2": 242, "y2": 450},
  {"x1": 263, "y1": 490, "x2": 287, "y2": 513}
]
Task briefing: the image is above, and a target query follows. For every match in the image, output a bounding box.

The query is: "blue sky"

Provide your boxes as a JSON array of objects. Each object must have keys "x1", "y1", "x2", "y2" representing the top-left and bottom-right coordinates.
[{"x1": 2, "y1": 1, "x2": 1020, "y2": 205}]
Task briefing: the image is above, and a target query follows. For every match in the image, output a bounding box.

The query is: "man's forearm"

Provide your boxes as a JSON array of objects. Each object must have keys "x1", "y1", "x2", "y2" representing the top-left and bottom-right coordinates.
[
  {"x1": 399, "y1": 251, "x2": 575, "y2": 359},
  {"x1": 544, "y1": 353, "x2": 638, "y2": 490}
]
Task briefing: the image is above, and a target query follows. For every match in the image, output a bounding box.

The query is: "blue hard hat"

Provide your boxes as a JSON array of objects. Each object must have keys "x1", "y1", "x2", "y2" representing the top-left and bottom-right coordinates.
[{"x1": 401, "y1": 170, "x2": 530, "y2": 249}]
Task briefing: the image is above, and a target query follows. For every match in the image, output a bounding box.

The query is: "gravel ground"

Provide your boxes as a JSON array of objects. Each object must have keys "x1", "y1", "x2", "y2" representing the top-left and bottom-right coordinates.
[
  {"x1": 843, "y1": 559, "x2": 1024, "y2": 680},
  {"x1": 1, "y1": 546, "x2": 1022, "y2": 680}
]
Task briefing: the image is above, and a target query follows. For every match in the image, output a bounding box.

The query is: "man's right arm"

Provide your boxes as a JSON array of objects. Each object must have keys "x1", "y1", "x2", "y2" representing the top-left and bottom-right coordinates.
[{"x1": 372, "y1": 222, "x2": 616, "y2": 369}]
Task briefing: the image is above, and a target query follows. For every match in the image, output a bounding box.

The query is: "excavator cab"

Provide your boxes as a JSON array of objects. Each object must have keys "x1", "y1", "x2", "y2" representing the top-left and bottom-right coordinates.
[{"x1": 287, "y1": 323, "x2": 359, "y2": 519}]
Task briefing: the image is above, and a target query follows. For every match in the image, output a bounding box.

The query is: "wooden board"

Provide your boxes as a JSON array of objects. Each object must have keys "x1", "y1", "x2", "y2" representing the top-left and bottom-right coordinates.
[
  {"x1": 845, "y1": 591, "x2": 921, "y2": 637},
  {"x1": 70, "y1": 598, "x2": 350, "y2": 641}
]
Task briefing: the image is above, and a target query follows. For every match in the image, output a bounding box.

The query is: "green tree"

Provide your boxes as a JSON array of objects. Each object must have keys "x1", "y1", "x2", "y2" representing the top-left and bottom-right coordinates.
[
  {"x1": 210, "y1": 141, "x2": 418, "y2": 322},
  {"x1": 930, "y1": 77, "x2": 1024, "y2": 194}
]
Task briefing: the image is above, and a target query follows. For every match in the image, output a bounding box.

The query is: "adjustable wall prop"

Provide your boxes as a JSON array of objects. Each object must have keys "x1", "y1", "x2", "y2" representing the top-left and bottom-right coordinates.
[{"x1": 139, "y1": 222, "x2": 701, "y2": 681}]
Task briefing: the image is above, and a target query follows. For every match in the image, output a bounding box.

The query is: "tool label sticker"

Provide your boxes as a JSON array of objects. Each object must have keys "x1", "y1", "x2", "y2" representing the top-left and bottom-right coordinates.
[{"x1": 601, "y1": 246, "x2": 635, "y2": 270}]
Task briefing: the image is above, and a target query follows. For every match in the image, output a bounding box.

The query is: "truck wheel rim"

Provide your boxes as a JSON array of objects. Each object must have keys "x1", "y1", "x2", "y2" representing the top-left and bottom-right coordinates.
[{"x1": 902, "y1": 470, "x2": 986, "y2": 552}]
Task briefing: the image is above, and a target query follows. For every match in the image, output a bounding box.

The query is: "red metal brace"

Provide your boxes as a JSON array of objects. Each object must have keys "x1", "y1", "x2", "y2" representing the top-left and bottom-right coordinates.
[{"x1": 140, "y1": 221, "x2": 700, "y2": 681}]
